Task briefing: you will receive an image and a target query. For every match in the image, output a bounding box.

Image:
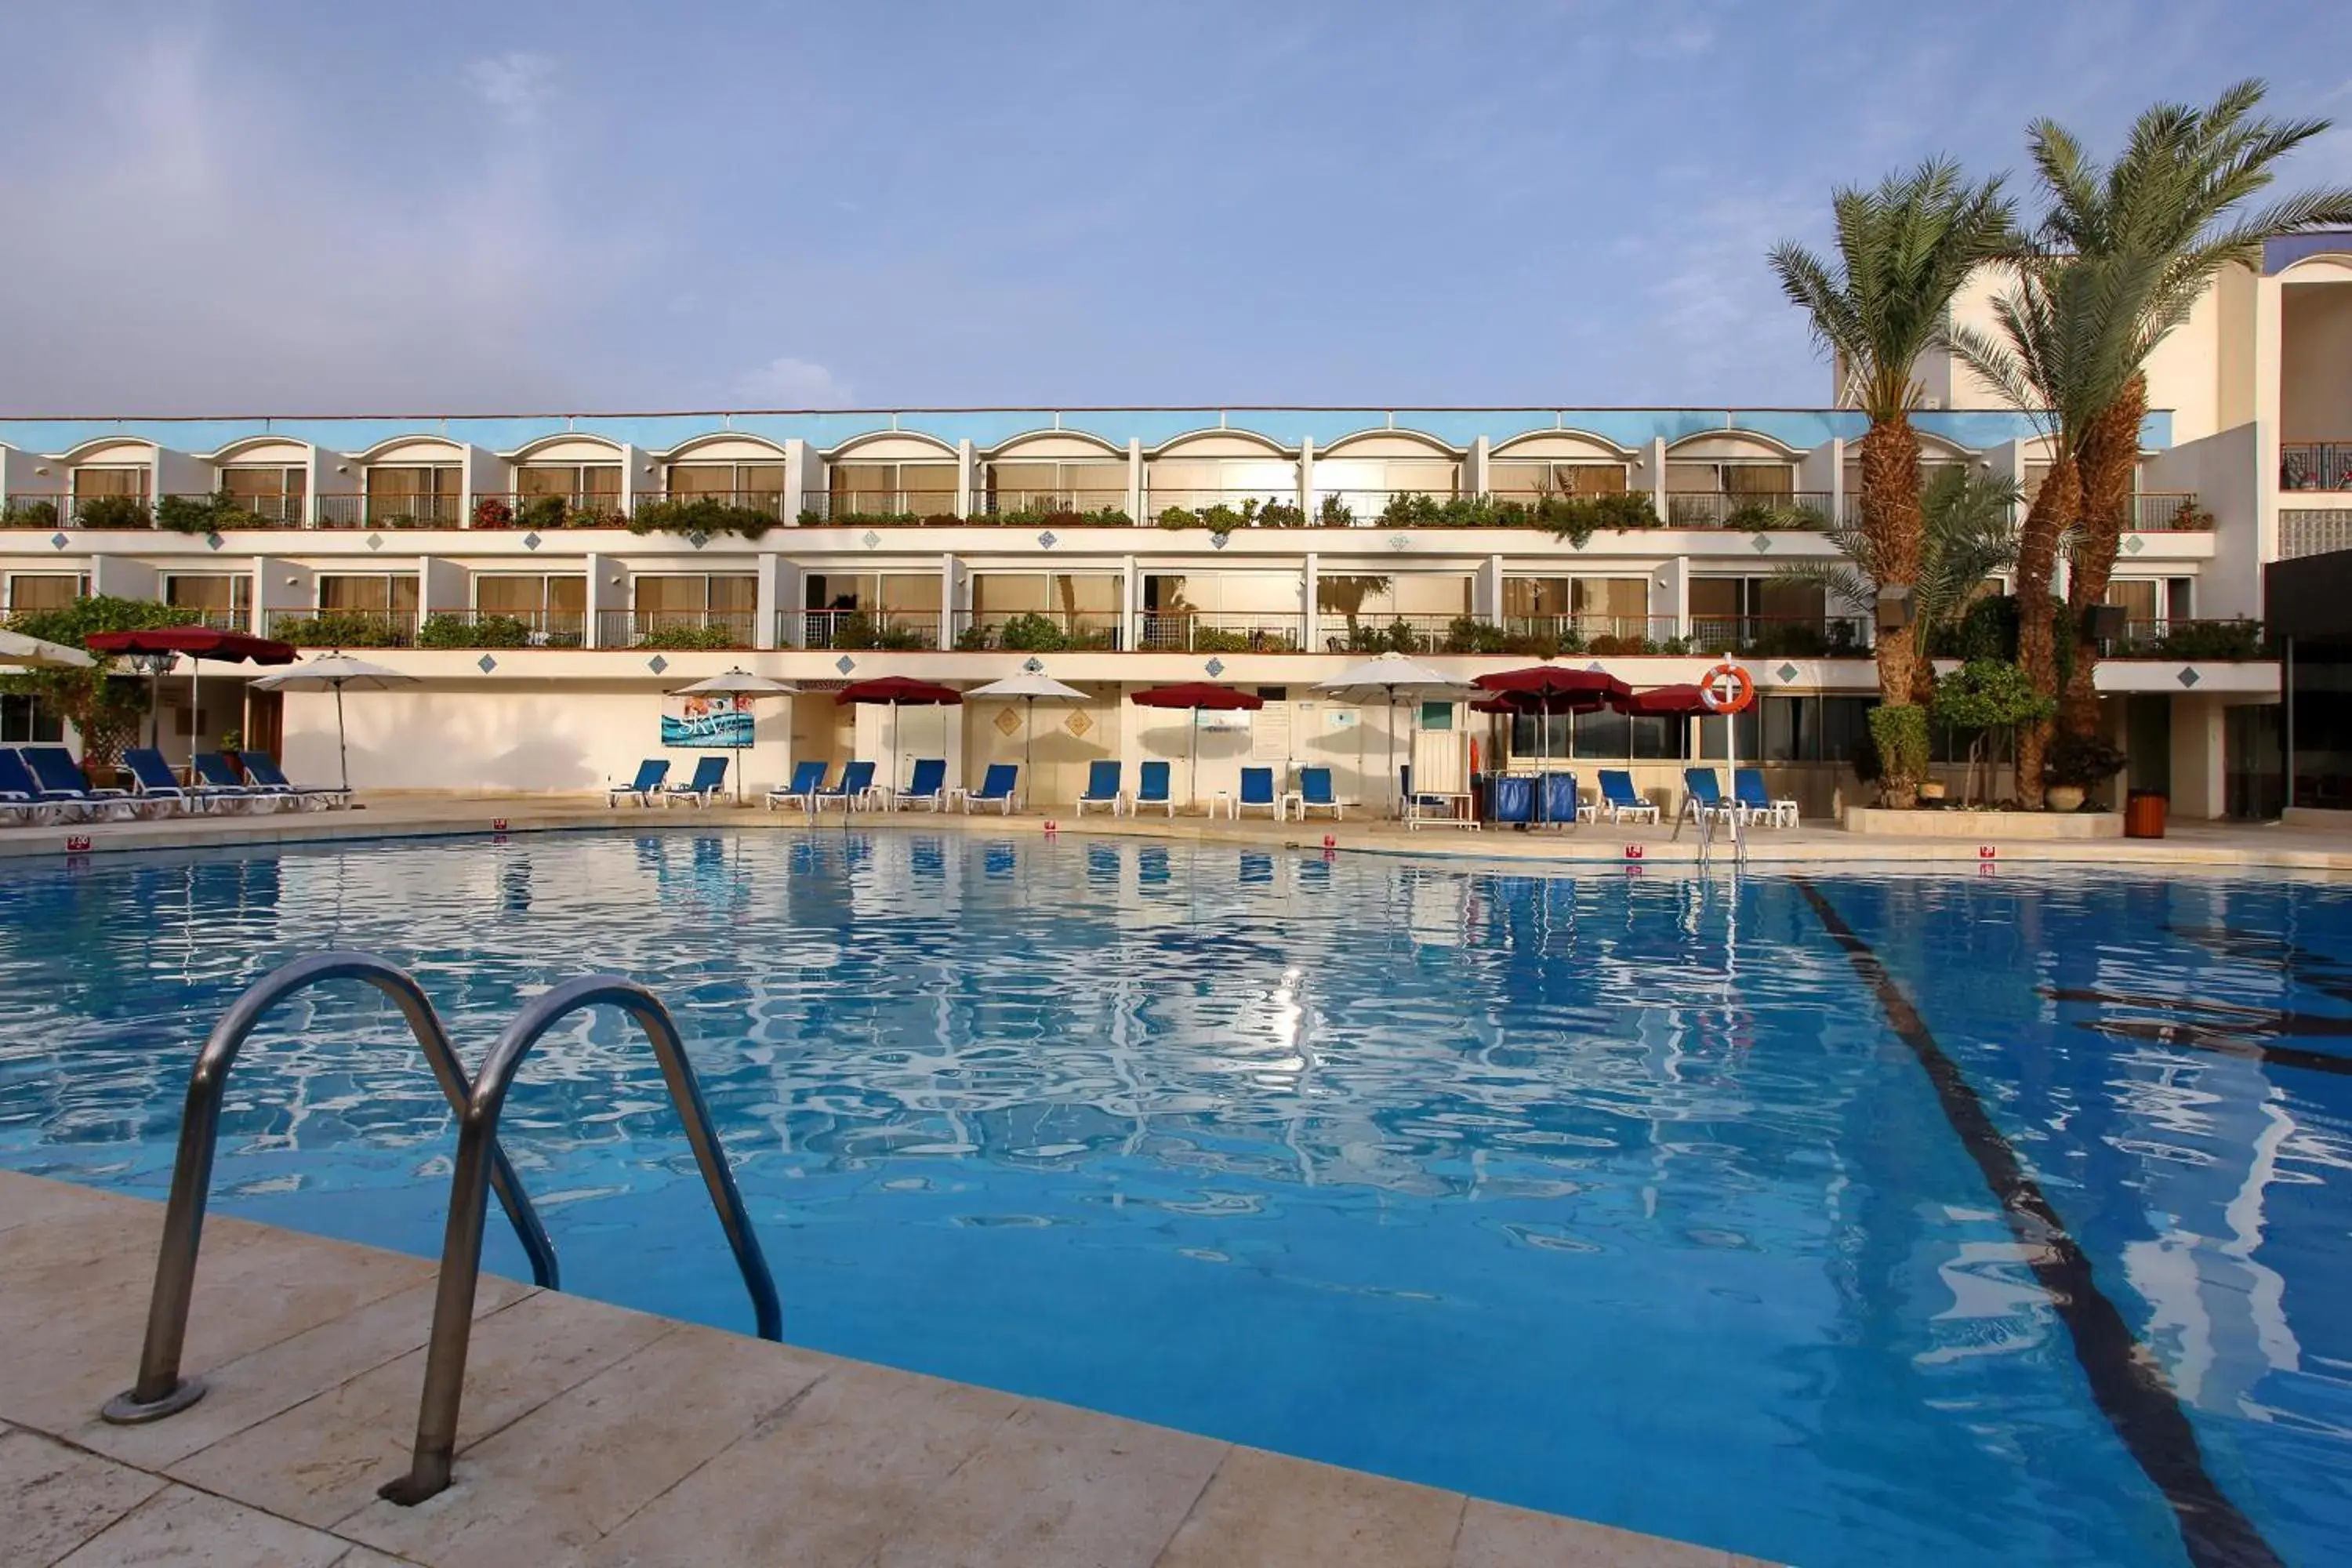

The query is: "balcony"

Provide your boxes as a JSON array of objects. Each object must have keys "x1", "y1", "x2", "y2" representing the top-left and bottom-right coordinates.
[
  {"x1": 1686, "y1": 614, "x2": 1872, "y2": 659},
  {"x1": 415, "y1": 608, "x2": 586, "y2": 649},
  {"x1": 785, "y1": 608, "x2": 942, "y2": 651},
  {"x1": 1134, "y1": 610, "x2": 1304, "y2": 653},
  {"x1": 952, "y1": 609, "x2": 1123, "y2": 652},
  {"x1": 263, "y1": 608, "x2": 419, "y2": 648},
  {"x1": 1142, "y1": 488, "x2": 1305, "y2": 527},
  {"x1": 1490, "y1": 614, "x2": 1686, "y2": 656},
  {"x1": 597, "y1": 610, "x2": 757, "y2": 651},
  {"x1": 2281, "y1": 443, "x2": 2352, "y2": 493},
  {"x1": 803, "y1": 492, "x2": 957, "y2": 525},
  {"x1": 1664, "y1": 492, "x2": 1833, "y2": 529},
  {"x1": 2100, "y1": 617, "x2": 2267, "y2": 660},
  {"x1": 2129, "y1": 492, "x2": 2211, "y2": 531},
  {"x1": 318, "y1": 495, "x2": 463, "y2": 530},
  {"x1": 470, "y1": 494, "x2": 628, "y2": 532},
  {"x1": 158, "y1": 607, "x2": 250, "y2": 633},
  {"x1": 975, "y1": 490, "x2": 1133, "y2": 526}
]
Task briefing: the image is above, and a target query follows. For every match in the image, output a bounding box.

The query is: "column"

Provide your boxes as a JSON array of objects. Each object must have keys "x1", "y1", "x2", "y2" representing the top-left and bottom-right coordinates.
[
  {"x1": 1480, "y1": 554, "x2": 1504, "y2": 621},
  {"x1": 1298, "y1": 436, "x2": 1316, "y2": 521},
  {"x1": 940, "y1": 552, "x2": 958, "y2": 648},
  {"x1": 956, "y1": 440, "x2": 976, "y2": 518},
  {"x1": 1466, "y1": 435, "x2": 1490, "y2": 498},
  {"x1": 753, "y1": 552, "x2": 781, "y2": 649},
  {"x1": 582, "y1": 550, "x2": 604, "y2": 649},
  {"x1": 1303, "y1": 550, "x2": 1319, "y2": 652},
  {"x1": 1126, "y1": 438, "x2": 1144, "y2": 524},
  {"x1": 1645, "y1": 437, "x2": 1670, "y2": 523},
  {"x1": 782, "y1": 438, "x2": 811, "y2": 525},
  {"x1": 1120, "y1": 554, "x2": 1138, "y2": 651}
]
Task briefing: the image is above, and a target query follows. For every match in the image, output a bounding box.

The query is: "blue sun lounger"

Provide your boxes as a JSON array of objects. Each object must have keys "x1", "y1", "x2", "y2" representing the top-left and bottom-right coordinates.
[
  {"x1": 960, "y1": 762, "x2": 1018, "y2": 814},
  {"x1": 190, "y1": 752, "x2": 286, "y2": 812},
  {"x1": 816, "y1": 760, "x2": 877, "y2": 811},
  {"x1": 766, "y1": 759, "x2": 828, "y2": 811},
  {"x1": 20, "y1": 746, "x2": 136, "y2": 821},
  {"x1": 0, "y1": 749, "x2": 64, "y2": 826},
  {"x1": 1132, "y1": 760, "x2": 1173, "y2": 816},
  {"x1": 609, "y1": 758, "x2": 670, "y2": 807},
  {"x1": 120, "y1": 748, "x2": 202, "y2": 815},
  {"x1": 898, "y1": 757, "x2": 947, "y2": 811},
  {"x1": 661, "y1": 755, "x2": 729, "y2": 806},
  {"x1": 1296, "y1": 766, "x2": 1342, "y2": 820},
  {"x1": 1595, "y1": 770, "x2": 1658, "y2": 825},
  {"x1": 1236, "y1": 766, "x2": 1278, "y2": 820},
  {"x1": 1734, "y1": 768, "x2": 1798, "y2": 826},
  {"x1": 1076, "y1": 760, "x2": 1123, "y2": 815},
  {"x1": 237, "y1": 751, "x2": 349, "y2": 810}
]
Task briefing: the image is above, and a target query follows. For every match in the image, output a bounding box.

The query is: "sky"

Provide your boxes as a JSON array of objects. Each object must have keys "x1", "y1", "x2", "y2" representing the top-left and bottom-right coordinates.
[{"x1": 0, "y1": 0, "x2": 2345, "y2": 417}]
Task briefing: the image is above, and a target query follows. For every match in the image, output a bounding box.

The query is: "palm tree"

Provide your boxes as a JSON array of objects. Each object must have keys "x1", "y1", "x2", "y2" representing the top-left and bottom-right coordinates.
[
  {"x1": 1950, "y1": 252, "x2": 2169, "y2": 804},
  {"x1": 1772, "y1": 464, "x2": 2025, "y2": 703},
  {"x1": 2025, "y1": 82, "x2": 2352, "y2": 735},
  {"x1": 1769, "y1": 160, "x2": 2015, "y2": 798}
]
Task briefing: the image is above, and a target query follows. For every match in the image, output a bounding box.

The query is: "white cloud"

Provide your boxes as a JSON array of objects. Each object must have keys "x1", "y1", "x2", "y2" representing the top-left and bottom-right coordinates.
[
  {"x1": 736, "y1": 357, "x2": 854, "y2": 408},
  {"x1": 466, "y1": 53, "x2": 556, "y2": 127}
]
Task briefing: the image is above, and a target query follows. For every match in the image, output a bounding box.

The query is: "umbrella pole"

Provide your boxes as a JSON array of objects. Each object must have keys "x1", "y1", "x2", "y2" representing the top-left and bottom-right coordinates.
[
  {"x1": 1023, "y1": 696, "x2": 1036, "y2": 811},
  {"x1": 335, "y1": 681, "x2": 350, "y2": 793},
  {"x1": 1191, "y1": 709, "x2": 1200, "y2": 813},
  {"x1": 1388, "y1": 690, "x2": 1399, "y2": 820},
  {"x1": 188, "y1": 658, "x2": 202, "y2": 781}
]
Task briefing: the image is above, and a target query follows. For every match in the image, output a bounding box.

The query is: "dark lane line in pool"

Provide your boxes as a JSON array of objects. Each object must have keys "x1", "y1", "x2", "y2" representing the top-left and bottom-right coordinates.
[
  {"x1": 1793, "y1": 877, "x2": 2283, "y2": 1568},
  {"x1": 2036, "y1": 986, "x2": 2352, "y2": 1074}
]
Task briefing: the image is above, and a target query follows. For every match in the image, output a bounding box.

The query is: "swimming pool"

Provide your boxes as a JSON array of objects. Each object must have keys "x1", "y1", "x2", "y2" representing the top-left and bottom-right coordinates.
[{"x1": 1, "y1": 830, "x2": 2345, "y2": 1566}]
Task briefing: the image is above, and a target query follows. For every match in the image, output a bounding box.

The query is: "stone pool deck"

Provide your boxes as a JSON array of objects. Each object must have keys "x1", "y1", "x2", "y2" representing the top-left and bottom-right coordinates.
[
  {"x1": 1, "y1": 1171, "x2": 1761, "y2": 1567},
  {"x1": 2, "y1": 788, "x2": 2351, "y2": 873}
]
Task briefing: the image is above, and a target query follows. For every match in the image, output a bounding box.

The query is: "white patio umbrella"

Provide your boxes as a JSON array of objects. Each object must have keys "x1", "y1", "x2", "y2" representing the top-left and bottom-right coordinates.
[
  {"x1": 965, "y1": 669, "x2": 1089, "y2": 808},
  {"x1": 1314, "y1": 653, "x2": 1475, "y2": 818},
  {"x1": 251, "y1": 652, "x2": 418, "y2": 793},
  {"x1": 0, "y1": 629, "x2": 95, "y2": 670},
  {"x1": 670, "y1": 668, "x2": 800, "y2": 803}
]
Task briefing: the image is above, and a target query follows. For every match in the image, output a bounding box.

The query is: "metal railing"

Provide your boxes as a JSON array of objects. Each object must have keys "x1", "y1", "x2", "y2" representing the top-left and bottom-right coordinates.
[
  {"x1": 1496, "y1": 613, "x2": 1685, "y2": 652},
  {"x1": 1686, "y1": 613, "x2": 1872, "y2": 658},
  {"x1": 2100, "y1": 616, "x2": 2267, "y2": 659},
  {"x1": 264, "y1": 608, "x2": 420, "y2": 648},
  {"x1": 317, "y1": 494, "x2": 464, "y2": 529},
  {"x1": 2281, "y1": 442, "x2": 2352, "y2": 493},
  {"x1": 1142, "y1": 487, "x2": 1303, "y2": 521},
  {"x1": 1134, "y1": 610, "x2": 1304, "y2": 652},
  {"x1": 1320, "y1": 488, "x2": 1461, "y2": 526},
  {"x1": 809, "y1": 489, "x2": 959, "y2": 521},
  {"x1": 977, "y1": 488, "x2": 1131, "y2": 519},
  {"x1": 786, "y1": 608, "x2": 942, "y2": 650},
  {"x1": 634, "y1": 489, "x2": 787, "y2": 521},
  {"x1": 416, "y1": 608, "x2": 586, "y2": 648},
  {"x1": 2128, "y1": 492, "x2": 2209, "y2": 531},
  {"x1": 470, "y1": 493, "x2": 628, "y2": 531},
  {"x1": 597, "y1": 609, "x2": 757, "y2": 650},
  {"x1": 1664, "y1": 491, "x2": 1834, "y2": 528},
  {"x1": 952, "y1": 608, "x2": 1123, "y2": 651},
  {"x1": 160, "y1": 606, "x2": 250, "y2": 633},
  {"x1": 378, "y1": 974, "x2": 779, "y2": 1504},
  {"x1": 100, "y1": 953, "x2": 559, "y2": 1425},
  {"x1": 1315, "y1": 612, "x2": 1471, "y2": 655}
]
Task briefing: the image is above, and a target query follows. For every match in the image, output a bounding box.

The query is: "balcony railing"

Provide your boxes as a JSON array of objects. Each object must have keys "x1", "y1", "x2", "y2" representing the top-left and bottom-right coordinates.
[
  {"x1": 976, "y1": 490, "x2": 1134, "y2": 524},
  {"x1": 804, "y1": 491, "x2": 958, "y2": 524},
  {"x1": 1686, "y1": 614, "x2": 1873, "y2": 659},
  {"x1": 470, "y1": 493, "x2": 628, "y2": 531},
  {"x1": 264, "y1": 608, "x2": 419, "y2": 648},
  {"x1": 1664, "y1": 492, "x2": 1834, "y2": 528},
  {"x1": 1143, "y1": 488, "x2": 1305, "y2": 525},
  {"x1": 598, "y1": 610, "x2": 757, "y2": 651},
  {"x1": 2101, "y1": 617, "x2": 2267, "y2": 660},
  {"x1": 950, "y1": 609, "x2": 1123, "y2": 652},
  {"x1": 160, "y1": 607, "x2": 250, "y2": 633},
  {"x1": 1494, "y1": 614, "x2": 1686, "y2": 655},
  {"x1": 317, "y1": 494, "x2": 464, "y2": 529},
  {"x1": 1134, "y1": 610, "x2": 1305, "y2": 653},
  {"x1": 786, "y1": 608, "x2": 942, "y2": 651},
  {"x1": 2128, "y1": 492, "x2": 2210, "y2": 531},
  {"x1": 416, "y1": 608, "x2": 586, "y2": 649},
  {"x1": 1317, "y1": 612, "x2": 1472, "y2": 655},
  {"x1": 2281, "y1": 443, "x2": 2352, "y2": 493}
]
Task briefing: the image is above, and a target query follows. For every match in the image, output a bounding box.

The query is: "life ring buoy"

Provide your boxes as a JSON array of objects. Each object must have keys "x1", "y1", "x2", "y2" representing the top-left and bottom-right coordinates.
[{"x1": 1700, "y1": 662, "x2": 1755, "y2": 714}]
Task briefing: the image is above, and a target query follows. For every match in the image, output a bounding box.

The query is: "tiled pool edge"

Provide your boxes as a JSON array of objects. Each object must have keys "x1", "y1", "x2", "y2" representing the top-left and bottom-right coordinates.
[{"x1": 0, "y1": 1170, "x2": 1762, "y2": 1567}]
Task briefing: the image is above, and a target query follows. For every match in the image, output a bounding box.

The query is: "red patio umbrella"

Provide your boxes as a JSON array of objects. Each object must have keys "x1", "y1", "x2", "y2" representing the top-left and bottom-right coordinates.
[
  {"x1": 85, "y1": 626, "x2": 296, "y2": 764},
  {"x1": 1473, "y1": 667, "x2": 1626, "y2": 793},
  {"x1": 1612, "y1": 684, "x2": 1711, "y2": 717},
  {"x1": 1131, "y1": 682, "x2": 1265, "y2": 808},
  {"x1": 836, "y1": 677, "x2": 962, "y2": 798}
]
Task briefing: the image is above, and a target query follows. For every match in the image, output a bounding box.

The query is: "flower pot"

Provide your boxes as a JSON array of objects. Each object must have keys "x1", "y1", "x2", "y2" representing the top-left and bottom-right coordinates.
[
  {"x1": 2045, "y1": 785, "x2": 2085, "y2": 812},
  {"x1": 1917, "y1": 782, "x2": 1947, "y2": 804}
]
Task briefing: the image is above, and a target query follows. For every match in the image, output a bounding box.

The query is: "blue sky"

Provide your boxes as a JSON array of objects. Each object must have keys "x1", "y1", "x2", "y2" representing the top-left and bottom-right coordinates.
[{"x1": 1, "y1": 1, "x2": 2344, "y2": 415}]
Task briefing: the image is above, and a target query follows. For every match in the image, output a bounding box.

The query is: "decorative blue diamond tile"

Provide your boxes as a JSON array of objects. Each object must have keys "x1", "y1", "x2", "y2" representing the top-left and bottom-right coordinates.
[
  {"x1": 646, "y1": 655, "x2": 669, "y2": 674},
  {"x1": 862, "y1": 531, "x2": 882, "y2": 549},
  {"x1": 49, "y1": 532, "x2": 67, "y2": 550},
  {"x1": 477, "y1": 654, "x2": 498, "y2": 673},
  {"x1": 2124, "y1": 535, "x2": 2146, "y2": 555},
  {"x1": 1585, "y1": 661, "x2": 1606, "y2": 673},
  {"x1": 1751, "y1": 535, "x2": 1773, "y2": 554},
  {"x1": 1210, "y1": 532, "x2": 1230, "y2": 549},
  {"x1": 1388, "y1": 533, "x2": 1411, "y2": 551},
  {"x1": 1204, "y1": 657, "x2": 1226, "y2": 677},
  {"x1": 687, "y1": 530, "x2": 710, "y2": 549},
  {"x1": 2178, "y1": 666, "x2": 2201, "y2": 688},
  {"x1": 1022, "y1": 656, "x2": 1045, "y2": 673},
  {"x1": 1036, "y1": 530, "x2": 1058, "y2": 549},
  {"x1": 1571, "y1": 535, "x2": 1589, "y2": 551},
  {"x1": 366, "y1": 532, "x2": 385, "y2": 550},
  {"x1": 835, "y1": 655, "x2": 857, "y2": 674},
  {"x1": 205, "y1": 531, "x2": 224, "y2": 550},
  {"x1": 1777, "y1": 662, "x2": 1801, "y2": 684},
  {"x1": 521, "y1": 531, "x2": 543, "y2": 550}
]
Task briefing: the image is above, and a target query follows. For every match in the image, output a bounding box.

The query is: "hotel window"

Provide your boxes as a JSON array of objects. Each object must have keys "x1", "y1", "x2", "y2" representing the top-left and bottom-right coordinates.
[
  {"x1": 318, "y1": 574, "x2": 420, "y2": 616},
  {"x1": 71, "y1": 466, "x2": 148, "y2": 502},
  {"x1": 1144, "y1": 458, "x2": 1297, "y2": 511},
  {"x1": 985, "y1": 460, "x2": 1126, "y2": 513},
  {"x1": 1310, "y1": 457, "x2": 1461, "y2": 503},
  {"x1": 1, "y1": 693, "x2": 64, "y2": 744},
  {"x1": 1509, "y1": 708, "x2": 1684, "y2": 761},
  {"x1": 666, "y1": 463, "x2": 786, "y2": 515},
  {"x1": 4, "y1": 572, "x2": 88, "y2": 612},
  {"x1": 517, "y1": 465, "x2": 622, "y2": 510},
  {"x1": 1488, "y1": 461, "x2": 1628, "y2": 499},
  {"x1": 220, "y1": 466, "x2": 306, "y2": 524},
  {"x1": 827, "y1": 461, "x2": 956, "y2": 516},
  {"x1": 365, "y1": 466, "x2": 461, "y2": 524},
  {"x1": 164, "y1": 575, "x2": 252, "y2": 628},
  {"x1": 476, "y1": 574, "x2": 587, "y2": 642},
  {"x1": 633, "y1": 573, "x2": 757, "y2": 628}
]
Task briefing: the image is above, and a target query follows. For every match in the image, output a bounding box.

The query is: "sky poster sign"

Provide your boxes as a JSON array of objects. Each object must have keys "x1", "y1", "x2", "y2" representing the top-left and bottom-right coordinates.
[{"x1": 662, "y1": 694, "x2": 756, "y2": 749}]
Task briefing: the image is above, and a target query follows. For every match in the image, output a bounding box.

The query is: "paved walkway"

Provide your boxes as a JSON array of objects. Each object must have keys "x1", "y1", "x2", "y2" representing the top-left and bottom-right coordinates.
[
  {"x1": 0, "y1": 1172, "x2": 1757, "y2": 1567},
  {"x1": 2, "y1": 789, "x2": 2350, "y2": 873}
]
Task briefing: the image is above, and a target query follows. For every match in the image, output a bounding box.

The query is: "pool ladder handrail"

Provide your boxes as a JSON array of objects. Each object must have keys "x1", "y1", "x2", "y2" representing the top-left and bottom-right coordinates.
[
  {"x1": 102, "y1": 951, "x2": 563, "y2": 1425},
  {"x1": 382, "y1": 972, "x2": 780, "y2": 1504}
]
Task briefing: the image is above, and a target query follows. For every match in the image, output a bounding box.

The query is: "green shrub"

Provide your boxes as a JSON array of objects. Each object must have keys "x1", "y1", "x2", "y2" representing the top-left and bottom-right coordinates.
[
  {"x1": 155, "y1": 493, "x2": 270, "y2": 535},
  {"x1": 633, "y1": 622, "x2": 739, "y2": 651},
  {"x1": 418, "y1": 612, "x2": 532, "y2": 648},
  {"x1": 5, "y1": 499, "x2": 60, "y2": 529},
  {"x1": 630, "y1": 497, "x2": 774, "y2": 539},
  {"x1": 1867, "y1": 703, "x2": 1930, "y2": 800},
  {"x1": 274, "y1": 611, "x2": 406, "y2": 648},
  {"x1": 996, "y1": 612, "x2": 1069, "y2": 652},
  {"x1": 2153, "y1": 619, "x2": 2264, "y2": 660},
  {"x1": 1156, "y1": 506, "x2": 1201, "y2": 531},
  {"x1": 2045, "y1": 731, "x2": 2127, "y2": 789},
  {"x1": 1315, "y1": 496, "x2": 1356, "y2": 528},
  {"x1": 1190, "y1": 627, "x2": 1256, "y2": 653},
  {"x1": 74, "y1": 495, "x2": 152, "y2": 530}
]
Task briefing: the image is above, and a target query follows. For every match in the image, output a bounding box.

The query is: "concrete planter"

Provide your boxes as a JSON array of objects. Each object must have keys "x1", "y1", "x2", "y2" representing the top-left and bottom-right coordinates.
[{"x1": 1843, "y1": 807, "x2": 2124, "y2": 839}]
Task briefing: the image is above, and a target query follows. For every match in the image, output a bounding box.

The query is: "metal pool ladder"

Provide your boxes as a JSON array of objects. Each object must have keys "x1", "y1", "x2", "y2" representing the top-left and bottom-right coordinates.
[{"x1": 100, "y1": 950, "x2": 782, "y2": 1509}]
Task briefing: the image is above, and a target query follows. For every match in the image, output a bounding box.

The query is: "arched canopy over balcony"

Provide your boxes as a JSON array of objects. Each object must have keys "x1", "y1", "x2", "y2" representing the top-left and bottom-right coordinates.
[
  {"x1": 982, "y1": 430, "x2": 1127, "y2": 519},
  {"x1": 1144, "y1": 430, "x2": 1296, "y2": 519},
  {"x1": 59, "y1": 437, "x2": 159, "y2": 526},
  {"x1": 823, "y1": 432, "x2": 956, "y2": 521},
  {"x1": 2280, "y1": 249, "x2": 2352, "y2": 492},
  {"x1": 1664, "y1": 430, "x2": 1811, "y2": 527},
  {"x1": 1311, "y1": 430, "x2": 1461, "y2": 525},
  {"x1": 1487, "y1": 430, "x2": 1635, "y2": 503},
  {"x1": 659, "y1": 434, "x2": 789, "y2": 520},
  {"x1": 502, "y1": 434, "x2": 626, "y2": 526},
  {"x1": 341, "y1": 435, "x2": 466, "y2": 528},
  {"x1": 210, "y1": 436, "x2": 314, "y2": 525}
]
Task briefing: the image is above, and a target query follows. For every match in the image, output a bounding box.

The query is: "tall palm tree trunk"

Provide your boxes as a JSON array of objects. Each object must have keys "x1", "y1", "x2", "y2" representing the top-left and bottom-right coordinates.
[
  {"x1": 2062, "y1": 376, "x2": 2147, "y2": 739},
  {"x1": 2013, "y1": 456, "x2": 2080, "y2": 808},
  {"x1": 1859, "y1": 416, "x2": 1925, "y2": 708}
]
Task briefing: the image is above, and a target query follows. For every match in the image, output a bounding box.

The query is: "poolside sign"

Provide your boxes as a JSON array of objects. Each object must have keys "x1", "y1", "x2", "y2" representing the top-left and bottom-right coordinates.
[
  {"x1": 64, "y1": 834, "x2": 91, "y2": 853},
  {"x1": 662, "y1": 693, "x2": 756, "y2": 750}
]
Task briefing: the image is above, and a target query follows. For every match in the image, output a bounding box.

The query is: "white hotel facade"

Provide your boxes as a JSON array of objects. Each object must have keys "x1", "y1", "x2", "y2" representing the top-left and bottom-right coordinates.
[{"x1": 3, "y1": 237, "x2": 2348, "y2": 818}]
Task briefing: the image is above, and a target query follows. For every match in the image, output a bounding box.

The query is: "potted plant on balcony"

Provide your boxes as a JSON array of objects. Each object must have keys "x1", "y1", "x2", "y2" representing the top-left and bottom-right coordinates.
[{"x1": 473, "y1": 496, "x2": 516, "y2": 530}]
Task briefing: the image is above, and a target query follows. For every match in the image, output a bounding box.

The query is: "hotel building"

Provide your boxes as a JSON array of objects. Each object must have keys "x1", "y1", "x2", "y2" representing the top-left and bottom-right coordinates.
[{"x1": 4, "y1": 235, "x2": 2348, "y2": 818}]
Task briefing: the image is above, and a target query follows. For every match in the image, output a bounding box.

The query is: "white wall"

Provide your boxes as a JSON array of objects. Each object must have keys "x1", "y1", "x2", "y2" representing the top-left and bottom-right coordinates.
[{"x1": 2143, "y1": 423, "x2": 2263, "y2": 618}]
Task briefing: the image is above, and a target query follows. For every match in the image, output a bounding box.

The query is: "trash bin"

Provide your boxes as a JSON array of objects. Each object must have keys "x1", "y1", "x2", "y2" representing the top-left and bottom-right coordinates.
[{"x1": 2125, "y1": 789, "x2": 2168, "y2": 839}]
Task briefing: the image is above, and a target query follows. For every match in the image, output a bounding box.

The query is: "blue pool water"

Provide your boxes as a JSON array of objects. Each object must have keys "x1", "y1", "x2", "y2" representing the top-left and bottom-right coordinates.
[{"x1": 2, "y1": 830, "x2": 2347, "y2": 1566}]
